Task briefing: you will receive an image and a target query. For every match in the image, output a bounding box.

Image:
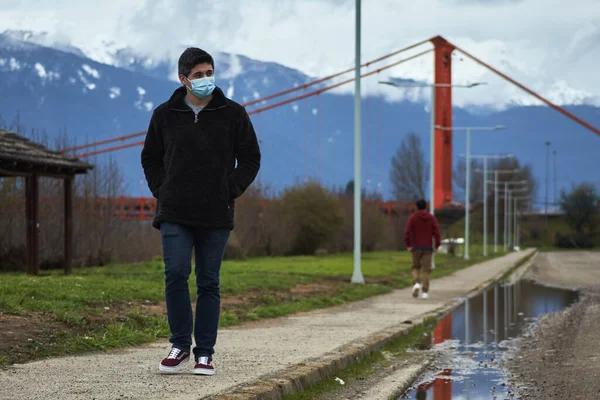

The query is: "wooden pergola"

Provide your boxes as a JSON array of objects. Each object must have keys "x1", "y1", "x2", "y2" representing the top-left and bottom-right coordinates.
[{"x1": 0, "y1": 129, "x2": 94, "y2": 275}]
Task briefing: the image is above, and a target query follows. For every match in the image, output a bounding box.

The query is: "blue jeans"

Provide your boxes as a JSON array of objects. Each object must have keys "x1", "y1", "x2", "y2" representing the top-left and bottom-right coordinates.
[{"x1": 160, "y1": 222, "x2": 230, "y2": 358}]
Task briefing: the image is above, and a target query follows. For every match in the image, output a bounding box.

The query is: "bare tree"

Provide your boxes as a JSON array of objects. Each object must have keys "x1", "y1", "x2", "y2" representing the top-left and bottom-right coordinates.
[
  {"x1": 453, "y1": 159, "x2": 484, "y2": 204},
  {"x1": 492, "y1": 158, "x2": 537, "y2": 204},
  {"x1": 390, "y1": 132, "x2": 428, "y2": 201}
]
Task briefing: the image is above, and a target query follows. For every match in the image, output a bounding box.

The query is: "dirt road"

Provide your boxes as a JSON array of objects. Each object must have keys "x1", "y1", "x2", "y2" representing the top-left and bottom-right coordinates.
[{"x1": 507, "y1": 251, "x2": 600, "y2": 400}]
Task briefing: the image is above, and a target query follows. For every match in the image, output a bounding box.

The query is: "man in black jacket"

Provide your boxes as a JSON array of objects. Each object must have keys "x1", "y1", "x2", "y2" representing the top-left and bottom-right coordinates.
[{"x1": 141, "y1": 47, "x2": 260, "y2": 375}]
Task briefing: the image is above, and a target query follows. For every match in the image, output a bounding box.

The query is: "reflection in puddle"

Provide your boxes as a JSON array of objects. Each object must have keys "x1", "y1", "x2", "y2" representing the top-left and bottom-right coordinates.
[{"x1": 400, "y1": 280, "x2": 578, "y2": 399}]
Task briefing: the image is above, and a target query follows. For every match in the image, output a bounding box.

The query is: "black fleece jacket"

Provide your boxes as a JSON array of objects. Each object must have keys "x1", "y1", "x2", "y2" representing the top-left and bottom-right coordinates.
[{"x1": 141, "y1": 86, "x2": 261, "y2": 230}]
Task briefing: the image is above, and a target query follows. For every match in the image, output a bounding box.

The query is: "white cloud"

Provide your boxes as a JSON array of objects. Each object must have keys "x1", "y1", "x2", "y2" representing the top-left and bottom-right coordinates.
[{"x1": 1, "y1": 0, "x2": 599, "y2": 109}]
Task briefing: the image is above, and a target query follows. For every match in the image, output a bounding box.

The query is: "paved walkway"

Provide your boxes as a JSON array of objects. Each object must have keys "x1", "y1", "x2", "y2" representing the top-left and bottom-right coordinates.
[{"x1": 0, "y1": 250, "x2": 534, "y2": 400}]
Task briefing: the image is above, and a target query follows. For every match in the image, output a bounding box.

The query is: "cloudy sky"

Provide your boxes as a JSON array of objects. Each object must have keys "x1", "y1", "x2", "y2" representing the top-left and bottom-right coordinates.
[{"x1": 1, "y1": 0, "x2": 599, "y2": 109}]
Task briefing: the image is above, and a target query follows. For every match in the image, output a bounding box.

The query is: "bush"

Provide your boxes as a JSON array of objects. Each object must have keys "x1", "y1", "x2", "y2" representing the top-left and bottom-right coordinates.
[
  {"x1": 332, "y1": 200, "x2": 389, "y2": 252},
  {"x1": 559, "y1": 182, "x2": 600, "y2": 234},
  {"x1": 554, "y1": 233, "x2": 595, "y2": 249},
  {"x1": 280, "y1": 181, "x2": 345, "y2": 255},
  {"x1": 260, "y1": 198, "x2": 297, "y2": 256}
]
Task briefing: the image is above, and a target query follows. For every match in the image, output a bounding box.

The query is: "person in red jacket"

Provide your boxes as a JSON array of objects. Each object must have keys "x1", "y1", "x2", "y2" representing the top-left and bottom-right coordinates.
[{"x1": 404, "y1": 199, "x2": 441, "y2": 299}]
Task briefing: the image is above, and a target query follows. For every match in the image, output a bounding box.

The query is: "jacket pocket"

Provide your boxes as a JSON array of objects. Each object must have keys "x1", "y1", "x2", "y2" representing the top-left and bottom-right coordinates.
[{"x1": 222, "y1": 174, "x2": 231, "y2": 209}]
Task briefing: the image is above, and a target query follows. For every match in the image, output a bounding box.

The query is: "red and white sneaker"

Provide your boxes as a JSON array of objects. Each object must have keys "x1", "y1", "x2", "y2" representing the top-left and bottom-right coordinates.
[
  {"x1": 193, "y1": 356, "x2": 216, "y2": 375},
  {"x1": 158, "y1": 348, "x2": 190, "y2": 373}
]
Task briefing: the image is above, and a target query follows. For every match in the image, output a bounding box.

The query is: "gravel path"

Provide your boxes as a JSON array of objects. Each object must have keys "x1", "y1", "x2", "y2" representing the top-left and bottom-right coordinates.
[{"x1": 506, "y1": 251, "x2": 600, "y2": 400}]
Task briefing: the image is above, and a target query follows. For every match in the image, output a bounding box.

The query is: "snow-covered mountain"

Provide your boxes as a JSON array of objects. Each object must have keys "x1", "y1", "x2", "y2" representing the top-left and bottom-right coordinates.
[{"x1": 1, "y1": 30, "x2": 599, "y2": 203}]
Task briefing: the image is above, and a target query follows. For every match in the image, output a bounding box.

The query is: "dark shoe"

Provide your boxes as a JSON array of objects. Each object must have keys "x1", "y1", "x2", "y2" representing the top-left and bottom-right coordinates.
[
  {"x1": 159, "y1": 347, "x2": 190, "y2": 373},
  {"x1": 193, "y1": 356, "x2": 216, "y2": 376}
]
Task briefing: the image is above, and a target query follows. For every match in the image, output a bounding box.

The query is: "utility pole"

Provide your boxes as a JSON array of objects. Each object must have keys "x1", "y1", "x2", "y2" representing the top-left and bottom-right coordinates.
[
  {"x1": 483, "y1": 157, "x2": 487, "y2": 256},
  {"x1": 553, "y1": 150, "x2": 557, "y2": 209},
  {"x1": 351, "y1": 0, "x2": 364, "y2": 284},
  {"x1": 507, "y1": 190, "x2": 512, "y2": 249},
  {"x1": 478, "y1": 167, "x2": 520, "y2": 253},
  {"x1": 514, "y1": 196, "x2": 517, "y2": 249},
  {"x1": 465, "y1": 128, "x2": 471, "y2": 260},
  {"x1": 504, "y1": 182, "x2": 508, "y2": 251},
  {"x1": 499, "y1": 180, "x2": 528, "y2": 251},
  {"x1": 469, "y1": 155, "x2": 514, "y2": 256},
  {"x1": 494, "y1": 170, "x2": 498, "y2": 253},
  {"x1": 436, "y1": 125, "x2": 507, "y2": 260},
  {"x1": 545, "y1": 141, "x2": 550, "y2": 228},
  {"x1": 378, "y1": 81, "x2": 485, "y2": 267}
]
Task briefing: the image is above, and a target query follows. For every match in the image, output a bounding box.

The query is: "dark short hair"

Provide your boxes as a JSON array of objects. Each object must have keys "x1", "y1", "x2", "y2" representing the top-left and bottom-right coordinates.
[
  {"x1": 416, "y1": 199, "x2": 427, "y2": 210},
  {"x1": 178, "y1": 47, "x2": 215, "y2": 78}
]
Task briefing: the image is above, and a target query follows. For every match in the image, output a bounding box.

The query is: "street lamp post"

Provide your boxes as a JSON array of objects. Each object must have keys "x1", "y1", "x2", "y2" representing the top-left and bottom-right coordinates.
[
  {"x1": 435, "y1": 125, "x2": 506, "y2": 260},
  {"x1": 513, "y1": 196, "x2": 519, "y2": 249},
  {"x1": 553, "y1": 150, "x2": 557, "y2": 208},
  {"x1": 351, "y1": 0, "x2": 364, "y2": 284},
  {"x1": 495, "y1": 170, "x2": 498, "y2": 252},
  {"x1": 545, "y1": 141, "x2": 551, "y2": 229},
  {"x1": 497, "y1": 194, "x2": 530, "y2": 249},
  {"x1": 497, "y1": 180, "x2": 527, "y2": 250},
  {"x1": 466, "y1": 155, "x2": 514, "y2": 256},
  {"x1": 505, "y1": 182, "x2": 508, "y2": 250},
  {"x1": 478, "y1": 168, "x2": 521, "y2": 253},
  {"x1": 379, "y1": 79, "x2": 486, "y2": 266},
  {"x1": 505, "y1": 185, "x2": 529, "y2": 249}
]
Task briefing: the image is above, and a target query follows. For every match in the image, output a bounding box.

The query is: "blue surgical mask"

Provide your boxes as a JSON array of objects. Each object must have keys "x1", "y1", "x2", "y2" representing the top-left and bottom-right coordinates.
[{"x1": 185, "y1": 76, "x2": 215, "y2": 98}]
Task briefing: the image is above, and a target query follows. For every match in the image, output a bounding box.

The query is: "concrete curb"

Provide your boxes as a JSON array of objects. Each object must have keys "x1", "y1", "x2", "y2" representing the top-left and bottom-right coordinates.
[
  {"x1": 505, "y1": 250, "x2": 539, "y2": 284},
  {"x1": 202, "y1": 250, "x2": 536, "y2": 400}
]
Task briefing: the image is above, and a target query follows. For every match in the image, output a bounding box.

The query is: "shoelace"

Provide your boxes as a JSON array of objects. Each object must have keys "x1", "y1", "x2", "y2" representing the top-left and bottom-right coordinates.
[
  {"x1": 167, "y1": 348, "x2": 181, "y2": 359},
  {"x1": 197, "y1": 356, "x2": 210, "y2": 365}
]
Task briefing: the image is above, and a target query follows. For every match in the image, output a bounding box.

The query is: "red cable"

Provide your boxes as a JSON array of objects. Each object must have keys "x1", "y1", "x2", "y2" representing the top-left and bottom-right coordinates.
[
  {"x1": 64, "y1": 40, "x2": 434, "y2": 154},
  {"x1": 245, "y1": 49, "x2": 432, "y2": 116},
  {"x1": 452, "y1": 42, "x2": 600, "y2": 137},
  {"x1": 74, "y1": 49, "x2": 433, "y2": 159},
  {"x1": 242, "y1": 38, "x2": 433, "y2": 108}
]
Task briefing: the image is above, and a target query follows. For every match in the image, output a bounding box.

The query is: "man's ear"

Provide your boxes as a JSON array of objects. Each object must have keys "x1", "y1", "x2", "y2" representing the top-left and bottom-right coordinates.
[{"x1": 178, "y1": 75, "x2": 188, "y2": 86}]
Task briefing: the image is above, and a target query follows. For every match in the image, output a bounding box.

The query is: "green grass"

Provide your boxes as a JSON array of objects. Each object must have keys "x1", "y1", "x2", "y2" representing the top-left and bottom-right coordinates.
[
  {"x1": 283, "y1": 316, "x2": 439, "y2": 400},
  {"x1": 0, "y1": 251, "x2": 502, "y2": 367}
]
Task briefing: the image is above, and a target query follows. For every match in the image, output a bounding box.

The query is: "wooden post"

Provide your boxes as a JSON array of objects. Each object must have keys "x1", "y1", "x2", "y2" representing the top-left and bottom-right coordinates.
[
  {"x1": 25, "y1": 174, "x2": 39, "y2": 275},
  {"x1": 64, "y1": 177, "x2": 73, "y2": 275},
  {"x1": 25, "y1": 176, "x2": 32, "y2": 274}
]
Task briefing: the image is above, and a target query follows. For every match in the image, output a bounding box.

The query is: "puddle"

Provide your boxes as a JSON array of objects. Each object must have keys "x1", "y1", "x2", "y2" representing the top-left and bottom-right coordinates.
[{"x1": 399, "y1": 280, "x2": 579, "y2": 399}]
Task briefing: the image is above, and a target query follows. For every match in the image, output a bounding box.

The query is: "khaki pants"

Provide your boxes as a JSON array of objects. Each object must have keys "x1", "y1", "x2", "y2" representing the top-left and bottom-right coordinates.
[{"x1": 411, "y1": 250, "x2": 433, "y2": 292}]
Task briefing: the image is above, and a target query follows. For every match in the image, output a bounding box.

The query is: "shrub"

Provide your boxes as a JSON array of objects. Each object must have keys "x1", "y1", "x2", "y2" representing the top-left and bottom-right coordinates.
[
  {"x1": 280, "y1": 181, "x2": 345, "y2": 255},
  {"x1": 332, "y1": 200, "x2": 389, "y2": 252},
  {"x1": 554, "y1": 233, "x2": 594, "y2": 249}
]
